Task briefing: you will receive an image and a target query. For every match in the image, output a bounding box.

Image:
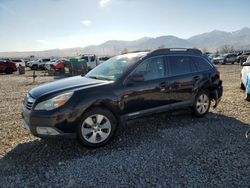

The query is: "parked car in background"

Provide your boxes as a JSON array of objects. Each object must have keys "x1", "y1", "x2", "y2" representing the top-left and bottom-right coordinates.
[
  {"x1": 0, "y1": 60, "x2": 17, "y2": 74},
  {"x1": 213, "y1": 53, "x2": 237, "y2": 64},
  {"x1": 78, "y1": 54, "x2": 98, "y2": 71},
  {"x1": 21, "y1": 48, "x2": 223, "y2": 148},
  {"x1": 240, "y1": 56, "x2": 250, "y2": 101},
  {"x1": 237, "y1": 53, "x2": 250, "y2": 64},
  {"x1": 28, "y1": 58, "x2": 51, "y2": 70},
  {"x1": 50, "y1": 59, "x2": 66, "y2": 73},
  {"x1": 12, "y1": 59, "x2": 25, "y2": 67},
  {"x1": 44, "y1": 59, "x2": 57, "y2": 70},
  {"x1": 207, "y1": 53, "x2": 219, "y2": 64}
]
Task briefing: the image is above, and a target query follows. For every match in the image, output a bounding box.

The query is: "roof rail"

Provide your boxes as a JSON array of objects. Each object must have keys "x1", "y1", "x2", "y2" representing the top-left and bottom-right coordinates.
[{"x1": 150, "y1": 48, "x2": 202, "y2": 55}]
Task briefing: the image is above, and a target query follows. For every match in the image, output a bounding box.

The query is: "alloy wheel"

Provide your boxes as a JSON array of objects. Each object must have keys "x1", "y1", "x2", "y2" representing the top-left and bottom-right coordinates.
[
  {"x1": 196, "y1": 94, "x2": 209, "y2": 114},
  {"x1": 81, "y1": 114, "x2": 111, "y2": 144}
]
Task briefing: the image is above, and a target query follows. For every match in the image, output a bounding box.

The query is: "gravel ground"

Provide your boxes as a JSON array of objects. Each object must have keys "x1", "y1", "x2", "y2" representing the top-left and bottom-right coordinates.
[{"x1": 0, "y1": 66, "x2": 249, "y2": 187}]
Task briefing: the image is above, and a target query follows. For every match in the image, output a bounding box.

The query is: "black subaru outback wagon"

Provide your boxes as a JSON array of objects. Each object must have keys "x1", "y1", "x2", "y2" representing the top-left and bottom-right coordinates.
[{"x1": 22, "y1": 48, "x2": 223, "y2": 148}]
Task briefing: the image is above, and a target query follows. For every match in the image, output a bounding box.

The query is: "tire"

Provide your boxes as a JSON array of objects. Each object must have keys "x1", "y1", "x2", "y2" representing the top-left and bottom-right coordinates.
[
  {"x1": 193, "y1": 91, "x2": 211, "y2": 117},
  {"x1": 77, "y1": 107, "x2": 117, "y2": 148},
  {"x1": 31, "y1": 65, "x2": 38, "y2": 70},
  {"x1": 245, "y1": 91, "x2": 250, "y2": 101},
  {"x1": 5, "y1": 68, "x2": 13, "y2": 74},
  {"x1": 240, "y1": 82, "x2": 245, "y2": 90}
]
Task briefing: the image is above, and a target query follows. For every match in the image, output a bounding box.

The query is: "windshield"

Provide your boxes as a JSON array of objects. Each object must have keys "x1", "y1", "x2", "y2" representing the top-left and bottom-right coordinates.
[{"x1": 86, "y1": 53, "x2": 147, "y2": 81}]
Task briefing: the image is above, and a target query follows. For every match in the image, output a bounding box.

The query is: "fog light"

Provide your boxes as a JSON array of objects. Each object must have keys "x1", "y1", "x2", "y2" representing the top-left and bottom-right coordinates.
[{"x1": 36, "y1": 127, "x2": 60, "y2": 135}]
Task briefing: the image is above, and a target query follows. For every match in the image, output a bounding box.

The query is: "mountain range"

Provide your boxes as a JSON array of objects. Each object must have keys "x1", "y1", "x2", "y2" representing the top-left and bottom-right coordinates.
[{"x1": 2, "y1": 27, "x2": 250, "y2": 58}]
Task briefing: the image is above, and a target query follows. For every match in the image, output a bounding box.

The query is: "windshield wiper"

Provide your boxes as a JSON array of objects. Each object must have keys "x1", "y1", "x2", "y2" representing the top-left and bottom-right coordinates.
[
  {"x1": 86, "y1": 75, "x2": 112, "y2": 81},
  {"x1": 87, "y1": 75, "x2": 98, "y2": 79}
]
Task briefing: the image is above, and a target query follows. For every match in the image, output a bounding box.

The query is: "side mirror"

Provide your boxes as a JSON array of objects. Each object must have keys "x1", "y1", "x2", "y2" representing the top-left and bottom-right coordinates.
[
  {"x1": 126, "y1": 74, "x2": 144, "y2": 85},
  {"x1": 242, "y1": 61, "x2": 250, "y2": 66}
]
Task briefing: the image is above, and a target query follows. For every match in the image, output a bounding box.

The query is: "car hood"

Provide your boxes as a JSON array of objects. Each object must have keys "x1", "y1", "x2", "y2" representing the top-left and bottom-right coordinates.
[{"x1": 29, "y1": 76, "x2": 112, "y2": 99}]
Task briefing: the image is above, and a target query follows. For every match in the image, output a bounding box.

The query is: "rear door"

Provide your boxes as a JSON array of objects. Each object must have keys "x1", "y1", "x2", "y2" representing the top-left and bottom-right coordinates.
[{"x1": 166, "y1": 55, "x2": 202, "y2": 105}]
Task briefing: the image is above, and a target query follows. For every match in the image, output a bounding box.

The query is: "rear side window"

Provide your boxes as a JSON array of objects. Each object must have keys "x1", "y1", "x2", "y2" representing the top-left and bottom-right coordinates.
[
  {"x1": 43, "y1": 59, "x2": 50, "y2": 62},
  {"x1": 13, "y1": 60, "x2": 21, "y2": 62},
  {"x1": 168, "y1": 56, "x2": 196, "y2": 76},
  {"x1": 193, "y1": 57, "x2": 212, "y2": 71}
]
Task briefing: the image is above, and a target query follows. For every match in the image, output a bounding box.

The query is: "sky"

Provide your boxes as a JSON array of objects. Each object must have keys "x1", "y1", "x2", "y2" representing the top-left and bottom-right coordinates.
[{"x1": 0, "y1": 0, "x2": 250, "y2": 52}]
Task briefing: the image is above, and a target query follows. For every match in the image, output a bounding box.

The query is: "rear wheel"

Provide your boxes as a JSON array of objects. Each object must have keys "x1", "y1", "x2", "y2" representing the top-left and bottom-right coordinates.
[
  {"x1": 77, "y1": 108, "x2": 117, "y2": 148},
  {"x1": 31, "y1": 65, "x2": 38, "y2": 70},
  {"x1": 5, "y1": 68, "x2": 13, "y2": 74},
  {"x1": 193, "y1": 91, "x2": 211, "y2": 117}
]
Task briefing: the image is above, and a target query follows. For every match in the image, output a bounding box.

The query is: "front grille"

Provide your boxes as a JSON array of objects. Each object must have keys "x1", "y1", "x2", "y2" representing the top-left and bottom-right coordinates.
[{"x1": 24, "y1": 94, "x2": 35, "y2": 111}]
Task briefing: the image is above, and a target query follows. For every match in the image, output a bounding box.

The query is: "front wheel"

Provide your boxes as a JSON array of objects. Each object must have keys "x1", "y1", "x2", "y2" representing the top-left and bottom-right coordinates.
[
  {"x1": 193, "y1": 92, "x2": 211, "y2": 117},
  {"x1": 5, "y1": 68, "x2": 13, "y2": 74},
  {"x1": 77, "y1": 108, "x2": 117, "y2": 148},
  {"x1": 31, "y1": 65, "x2": 38, "y2": 70}
]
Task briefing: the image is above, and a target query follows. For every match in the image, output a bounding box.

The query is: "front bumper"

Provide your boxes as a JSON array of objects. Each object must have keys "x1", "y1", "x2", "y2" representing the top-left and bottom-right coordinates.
[{"x1": 21, "y1": 104, "x2": 78, "y2": 138}]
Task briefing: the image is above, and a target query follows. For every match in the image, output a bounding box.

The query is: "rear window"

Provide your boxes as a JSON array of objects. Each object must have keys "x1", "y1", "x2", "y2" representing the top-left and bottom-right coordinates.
[
  {"x1": 168, "y1": 56, "x2": 196, "y2": 76},
  {"x1": 193, "y1": 57, "x2": 212, "y2": 71},
  {"x1": 13, "y1": 60, "x2": 22, "y2": 62}
]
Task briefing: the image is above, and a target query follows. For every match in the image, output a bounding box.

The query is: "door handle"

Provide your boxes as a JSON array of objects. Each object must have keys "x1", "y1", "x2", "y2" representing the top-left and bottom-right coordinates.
[
  {"x1": 159, "y1": 82, "x2": 166, "y2": 88},
  {"x1": 159, "y1": 82, "x2": 168, "y2": 91},
  {"x1": 193, "y1": 76, "x2": 201, "y2": 82}
]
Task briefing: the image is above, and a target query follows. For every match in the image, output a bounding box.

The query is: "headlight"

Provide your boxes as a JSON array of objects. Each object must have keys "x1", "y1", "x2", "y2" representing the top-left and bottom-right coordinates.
[{"x1": 35, "y1": 92, "x2": 73, "y2": 111}]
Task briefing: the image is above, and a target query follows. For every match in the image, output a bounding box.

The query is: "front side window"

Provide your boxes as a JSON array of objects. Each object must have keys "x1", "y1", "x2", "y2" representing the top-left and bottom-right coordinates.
[
  {"x1": 168, "y1": 56, "x2": 196, "y2": 76},
  {"x1": 132, "y1": 56, "x2": 165, "y2": 81}
]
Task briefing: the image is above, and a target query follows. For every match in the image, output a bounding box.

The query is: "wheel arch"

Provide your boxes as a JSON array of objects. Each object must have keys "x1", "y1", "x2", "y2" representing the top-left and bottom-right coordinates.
[{"x1": 81, "y1": 99, "x2": 121, "y2": 124}]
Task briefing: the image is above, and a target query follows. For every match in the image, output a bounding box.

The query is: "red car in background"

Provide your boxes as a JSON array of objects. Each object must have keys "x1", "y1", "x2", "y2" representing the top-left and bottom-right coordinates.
[
  {"x1": 0, "y1": 60, "x2": 17, "y2": 74},
  {"x1": 50, "y1": 59, "x2": 66, "y2": 73}
]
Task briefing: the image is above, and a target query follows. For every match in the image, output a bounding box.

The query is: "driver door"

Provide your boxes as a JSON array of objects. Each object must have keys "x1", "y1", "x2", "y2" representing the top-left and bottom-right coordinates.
[{"x1": 121, "y1": 56, "x2": 171, "y2": 115}]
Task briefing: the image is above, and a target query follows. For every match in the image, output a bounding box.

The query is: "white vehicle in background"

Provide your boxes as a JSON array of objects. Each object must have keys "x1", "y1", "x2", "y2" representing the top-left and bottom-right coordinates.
[
  {"x1": 12, "y1": 59, "x2": 25, "y2": 67},
  {"x1": 240, "y1": 55, "x2": 250, "y2": 101},
  {"x1": 78, "y1": 54, "x2": 99, "y2": 71},
  {"x1": 44, "y1": 59, "x2": 57, "y2": 70},
  {"x1": 27, "y1": 58, "x2": 51, "y2": 70}
]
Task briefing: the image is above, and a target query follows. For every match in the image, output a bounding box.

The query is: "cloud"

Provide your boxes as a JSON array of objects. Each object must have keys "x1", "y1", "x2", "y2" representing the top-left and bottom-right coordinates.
[
  {"x1": 99, "y1": 0, "x2": 111, "y2": 7},
  {"x1": 80, "y1": 20, "x2": 92, "y2": 27},
  {"x1": 36, "y1": 40, "x2": 50, "y2": 45}
]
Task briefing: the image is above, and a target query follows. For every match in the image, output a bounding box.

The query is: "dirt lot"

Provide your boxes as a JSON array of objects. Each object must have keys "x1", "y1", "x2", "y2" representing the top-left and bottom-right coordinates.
[{"x1": 0, "y1": 66, "x2": 249, "y2": 187}]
